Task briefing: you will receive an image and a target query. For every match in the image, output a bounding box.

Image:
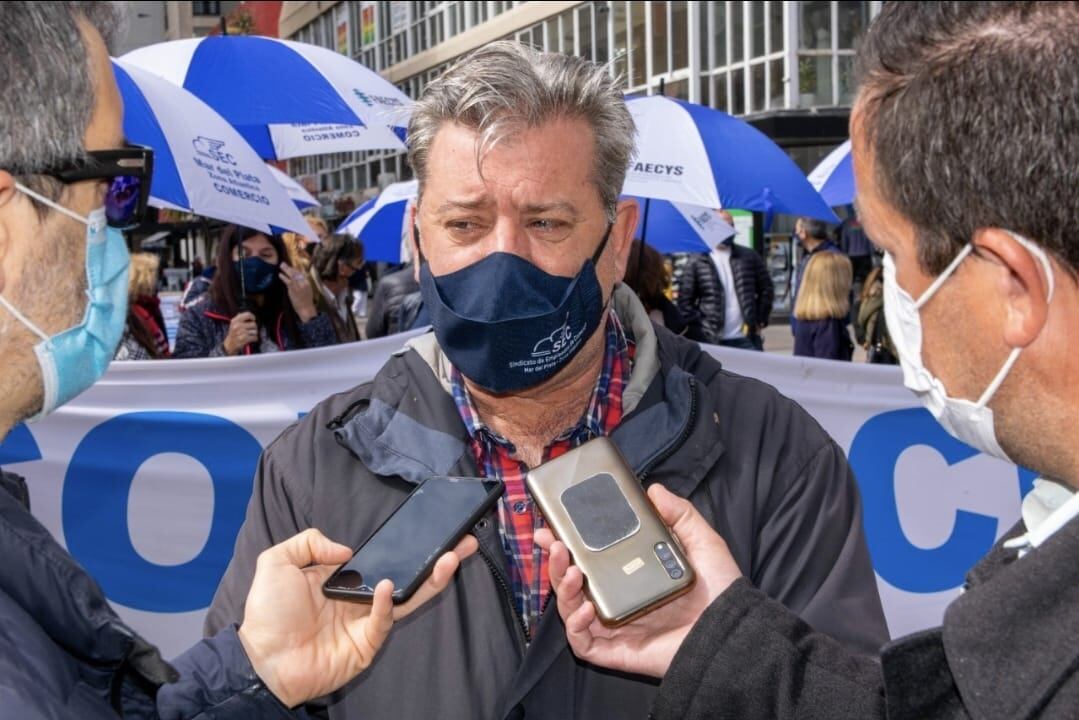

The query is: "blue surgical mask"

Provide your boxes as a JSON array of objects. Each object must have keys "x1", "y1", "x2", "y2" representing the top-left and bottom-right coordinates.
[
  {"x1": 419, "y1": 226, "x2": 611, "y2": 394},
  {"x1": 235, "y1": 256, "x2": 279, "y2": 294},
  {"x1": 0, "y1": 183, "x2": 130, "y2": 420}
]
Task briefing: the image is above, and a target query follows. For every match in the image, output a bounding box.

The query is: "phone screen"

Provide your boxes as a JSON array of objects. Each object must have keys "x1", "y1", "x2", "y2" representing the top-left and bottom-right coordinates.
[{"x1": 326, "y1": 476, "x2": 502, "y2": 598}]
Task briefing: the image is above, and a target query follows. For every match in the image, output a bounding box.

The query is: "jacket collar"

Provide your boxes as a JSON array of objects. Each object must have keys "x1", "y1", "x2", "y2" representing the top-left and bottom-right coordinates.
[
  {"x1": 333, "y1": 284, "x2": 724, "y2": 498},
  {"x1": 943, "y1": 515, "x2": 1079, "y2": 719}
]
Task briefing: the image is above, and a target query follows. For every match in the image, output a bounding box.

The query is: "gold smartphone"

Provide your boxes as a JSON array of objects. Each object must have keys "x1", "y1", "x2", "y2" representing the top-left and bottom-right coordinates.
[{"x1": 527, "y1": 437, "x2": 695, "y2": 626}]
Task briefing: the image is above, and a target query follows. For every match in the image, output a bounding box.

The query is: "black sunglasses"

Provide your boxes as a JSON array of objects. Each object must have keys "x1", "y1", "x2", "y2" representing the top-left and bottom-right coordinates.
[{"x1": 43, "y1": 145, "x2": 154, "y2": 230}]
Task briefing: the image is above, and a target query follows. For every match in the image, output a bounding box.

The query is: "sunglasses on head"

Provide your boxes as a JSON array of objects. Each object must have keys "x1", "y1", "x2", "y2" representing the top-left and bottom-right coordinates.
[{"x1": 43, "y1": 144, "x2": 154, "y2": 230}]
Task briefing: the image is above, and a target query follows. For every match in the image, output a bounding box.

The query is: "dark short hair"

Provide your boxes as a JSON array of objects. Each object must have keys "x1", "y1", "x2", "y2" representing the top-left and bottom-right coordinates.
[
  {"x1": 625, "y1": 240, "x2": 669, "y2": 312},
  {"x1": 800, "y1": 218, "x2": 830, "y2": 241},
  {"x1": 856, "y1": 2, "x2": 1078, "y2": 275},
  {"x1": 312, "y1": 234, "x2": 363, "y2": 280}
]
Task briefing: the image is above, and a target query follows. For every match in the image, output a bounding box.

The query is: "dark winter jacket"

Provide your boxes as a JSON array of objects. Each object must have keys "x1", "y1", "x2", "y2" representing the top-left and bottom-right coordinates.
[
  {"x1": 205, "y1": 285, "x2": 887, "y2": 720},
  {"x1": 0, "y1": 472, "x2": 299, "y2": 719},
  {"x1": 397, "y1": 289, "x2": 426, "y2": 332},
  {"x1": 652, "y1": 514, "x2": 1079, "y2": 720},
  {"x1": 676, "y1": 246, "x2": 774, "y2": 344},
  {"x1": 794, "y1": 317, "x2": 854, "y2": 361},
  {"x1": 173, "y1": 296, "x2": 336, "y2": 358},
  {"x1": 365, "y1": 264, "x2": 418, "y2": 339}
]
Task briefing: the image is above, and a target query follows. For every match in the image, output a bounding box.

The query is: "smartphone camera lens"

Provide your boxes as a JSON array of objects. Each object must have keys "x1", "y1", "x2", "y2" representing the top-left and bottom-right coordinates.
[{"x1": 669, "y1": 568, "x2": 684, "y2": 580}]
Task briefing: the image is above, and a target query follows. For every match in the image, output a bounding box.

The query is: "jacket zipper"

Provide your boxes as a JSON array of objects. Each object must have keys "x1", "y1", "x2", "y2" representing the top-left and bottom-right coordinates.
[
  {"x1": 477, "y1": 540, "x2": 531, "y2": 648},
  {"x1": 637, "y1": 377, "x2": 698, "y2": 482}
]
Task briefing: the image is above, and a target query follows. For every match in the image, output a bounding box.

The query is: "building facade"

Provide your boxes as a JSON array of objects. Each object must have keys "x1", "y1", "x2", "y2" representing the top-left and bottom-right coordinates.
[
  {"x1": 281, "y1": 1, "x2": 880, "y2": 211},
  {"x1": 165, "y1": 0, "x2": 241, "y2": 40}
]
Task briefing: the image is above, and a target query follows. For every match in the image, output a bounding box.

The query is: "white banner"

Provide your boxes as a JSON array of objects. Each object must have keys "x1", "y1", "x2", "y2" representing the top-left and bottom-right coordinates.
[{"x1": 1, "y1": 336, "x2": 1030, "y2": 660}]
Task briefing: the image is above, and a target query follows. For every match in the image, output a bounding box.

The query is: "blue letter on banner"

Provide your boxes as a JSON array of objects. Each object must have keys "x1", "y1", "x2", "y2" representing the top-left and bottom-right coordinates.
[
  {"x1": 850, "y1": 408, "x2": 1003, "y2": 593},
  {"x1": 63, "y1": 412, "x2": 261, "y2": 612}
]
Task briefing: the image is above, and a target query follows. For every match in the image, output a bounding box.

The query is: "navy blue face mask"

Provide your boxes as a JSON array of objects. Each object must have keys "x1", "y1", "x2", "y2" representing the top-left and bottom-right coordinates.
[
  {"x1": 419, "y1": 225, "x2": 612, "y2": 394},
  {"x1": 235, "y1": 256, "x2": 278, "y2": 295}
]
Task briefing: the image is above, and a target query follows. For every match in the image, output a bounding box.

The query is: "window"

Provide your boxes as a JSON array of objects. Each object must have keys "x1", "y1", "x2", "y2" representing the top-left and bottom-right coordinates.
[
  {"x1": 769, "y1": 1, "x2": 784, "y2": 53},
  {"x1": 769, "y1": 57, "x2": 785, "y2": 109},
  {"x1": 750, "y1": 62, "x2": 766, "y2": 112},
  {"x1": 595, "y1": 2, "x2": 610, "y2": 63},
  {"x1": 837, "y1": 1, "x2": 870, "y2": 48},
  {"x1": 751, "y1": 2, "x2": 766, "y2": 59},
  {"x1": 731, "y1": 2, "x2": 745, "y2": 64},
  {"x1": 629, "y1": 3, "x2": 646, "y2": 87},
  {"x1": 731, "y1": 67, "x2": 745, "y2": 115},
  {"x1": 800, "y1": 1, "x2": 831, "y2": 50},
  {"x1": 651, "y1": 2, "x2": 668, "y2": 75},
  {"x1": 579, "y1": 5, "x2": 594, "y2": 60},
  {"x1": 712, "y1": 1, "x2": 727, "y2": 66},
  {"x1": 798, "y1": 54, "x2": 832, "y2": 106},
  {"x1": 192, "y1": 1, "x2": 220, "y2": 17},
  {"x1": 671, "y1": 1, "x2": 688, "y2": 70}
]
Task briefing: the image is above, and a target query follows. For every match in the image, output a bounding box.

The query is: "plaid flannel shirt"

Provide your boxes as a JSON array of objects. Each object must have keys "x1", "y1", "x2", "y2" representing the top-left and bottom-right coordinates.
[{"x1": 450, "y1": 312, "x2": 633, "y2": 637}]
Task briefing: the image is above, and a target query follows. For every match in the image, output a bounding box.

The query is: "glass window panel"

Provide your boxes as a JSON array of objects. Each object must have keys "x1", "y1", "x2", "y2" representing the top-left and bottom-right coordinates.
[
  {"x1": 838, "y1": 55, "x2": 856, "y2": 104},
  {"x1": 714, "y1": 72, "x2": 729, "y2": 112},
  {"x1": 798, "y1": 54, "x2": 833, "y2": 106},
  {"x1": 546, "y1": 17, "x2": 559, "y2": 50},
  {"x1": 712, "y1": 1, "x2": 727, "y2": 67},
  {"x1": 562, "y1": 10, "x2": 574, "y2": 54},
  {"x1": 837, "y1": 1, "x2": 869, "y2": 48},
  {"x1": 666, "y1": 78, "x2": 689, "y2": 100},
  {"x1": 630, "y1": 3, "x2": 646, "y2": 86},
  {"x1": 531, "y1": 24, "x2": 543, "y2": 50},
  {"x1": 579, "y1": 6, "x2": 594, "y2": 60},
  {"x1": 800, "y1": 1, "x2": 831, "y2": 50},
  {"x1": 651, "y1": 2, "x2": 668, "y2": 75},
  {"x1": 700, "y1": 74, "x2": 711, "y2": 106},
  {"x1": 731, "y1": 2, "x2": 744, "y2": 62},
  {"x1": 731, "y1": 66, "x2": 745, "y2": 115},
  {"x1": 672, "y1": 1, "x2": 688, "y2": 69},
  {"x1": 613, "y1": 2, "x2": 628, "y2": 75},
  {"x1": 699, "y1": 2, "x2": 710, "y2": 66},
  {"x1": 769, "y1": 1, "x2": 784, "y2": 53},
  {"x1": 751, "y1": 2, "x2": 765, "y2": 58},
  {"x1": 595, "y1": 2, "x2": 610, "y2": 63},
  {"x1": 769, "y1": 57, "x2": 784, "y2": 109},
  {"x1": 750, "y1": 62, "x2": 765, "y2": 112}
]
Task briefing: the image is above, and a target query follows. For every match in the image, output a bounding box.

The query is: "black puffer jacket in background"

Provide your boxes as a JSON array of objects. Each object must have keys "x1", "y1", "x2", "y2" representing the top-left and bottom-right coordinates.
[
  {"x1": 676, "y1": 247, "x2": 774, "y2": 344},
  {"x1": 365, "y1": 264, "x2": 418, "y2": 339}
]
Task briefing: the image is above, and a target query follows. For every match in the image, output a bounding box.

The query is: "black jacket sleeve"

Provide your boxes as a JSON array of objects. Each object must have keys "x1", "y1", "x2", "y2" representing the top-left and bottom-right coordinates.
[
  {"x1": 365, "y1": 282, "x2": 390, "y2": 340},
  {"x1": 753, "y1": 252, "x2": 774, "y2": 329},
  {"x1": 651, "y1": 579, "x2": 886, "y2": 720}
]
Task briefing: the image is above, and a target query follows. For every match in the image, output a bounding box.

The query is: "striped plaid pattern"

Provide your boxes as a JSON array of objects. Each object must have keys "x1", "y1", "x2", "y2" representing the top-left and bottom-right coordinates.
[{"x1": 450, "y1": 312, "x2": 633, "y2": 637}]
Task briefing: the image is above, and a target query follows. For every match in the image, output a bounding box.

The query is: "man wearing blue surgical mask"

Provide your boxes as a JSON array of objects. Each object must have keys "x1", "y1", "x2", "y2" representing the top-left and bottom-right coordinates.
[
  {"x1": 0, "y1": 4, "x2": 472, "y2": 717},
  {"x1": 537, "y1": 3, "x2": 1079, "y2": 718},
  {"x1": 207, "y1": 40, "x2": 887, "y2": 720}
]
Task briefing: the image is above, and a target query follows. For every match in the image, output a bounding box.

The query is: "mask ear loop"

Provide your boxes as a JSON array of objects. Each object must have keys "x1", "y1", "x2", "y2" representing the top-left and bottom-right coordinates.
[
  {"x1": 14, "y1": 182, "x2": 90, "y2": 226},
  {"x1": 974, "y1": 233, "x2": 1056, "y2": 408}
]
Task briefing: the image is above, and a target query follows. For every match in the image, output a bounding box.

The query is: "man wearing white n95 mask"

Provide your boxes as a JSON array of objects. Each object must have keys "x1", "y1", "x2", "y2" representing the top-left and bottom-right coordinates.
[
  {"x1": 0, "y1": 4, "x2": 472, "y2": 717},
  {"x1": 539, "y1": 2, "x2": 1079, "y2": 718}
]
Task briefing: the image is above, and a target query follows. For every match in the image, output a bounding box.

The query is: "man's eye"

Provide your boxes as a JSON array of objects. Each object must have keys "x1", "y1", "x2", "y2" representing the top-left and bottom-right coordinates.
[{"x1": 531, "y1": 219, "x2": 568, "y2": 231}]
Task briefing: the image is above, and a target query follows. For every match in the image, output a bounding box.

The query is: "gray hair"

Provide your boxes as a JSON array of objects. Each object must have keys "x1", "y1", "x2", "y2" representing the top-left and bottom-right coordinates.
[
  {"x1": 0, "y1": 2, "x2": 126, "y2": 181},
  {"x1": 407, "y1": 41, "x2": 635, "y2": 222}
]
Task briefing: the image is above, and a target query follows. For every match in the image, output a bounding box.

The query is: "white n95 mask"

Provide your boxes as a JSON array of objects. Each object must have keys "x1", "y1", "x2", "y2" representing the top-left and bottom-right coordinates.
[{"x1": 882, "y1": 233, "x2": 1055, "y2": 462}]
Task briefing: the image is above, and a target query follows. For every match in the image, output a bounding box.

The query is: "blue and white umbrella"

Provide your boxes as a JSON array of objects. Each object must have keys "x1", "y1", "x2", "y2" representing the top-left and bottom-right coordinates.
[
  {"x1": 113, "y1": 59, "x2": 311, "y2": 235},
  {"x1": 624, "y1": 96, "x2": 838, "y2": 223},
  {"x1": 268, "y1": 165, "x2": 319, "y2": 210},
  {"x1": 339, "y1": 180, "x2": 417, "y2": 263},
  {"x1": 625, "y1": 197, "x2": 736, "y2": 253},
  {"x1": 807, "y1": 140, "x2": 854, "y2": 208},
  {"x1": 121, "y1": 37, "x2": 409, "y2": 161}
]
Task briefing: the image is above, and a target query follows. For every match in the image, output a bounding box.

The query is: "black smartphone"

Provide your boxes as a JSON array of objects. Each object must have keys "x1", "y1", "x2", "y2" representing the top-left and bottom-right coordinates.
[{"x1": 322, "y1": 476, "x2": 504, "y2": 604}]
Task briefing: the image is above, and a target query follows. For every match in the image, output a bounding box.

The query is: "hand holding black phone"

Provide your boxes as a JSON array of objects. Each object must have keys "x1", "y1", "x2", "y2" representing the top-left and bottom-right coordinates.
[{"x1": 323, "y1": 476, "x2": 504, "y2": 604}]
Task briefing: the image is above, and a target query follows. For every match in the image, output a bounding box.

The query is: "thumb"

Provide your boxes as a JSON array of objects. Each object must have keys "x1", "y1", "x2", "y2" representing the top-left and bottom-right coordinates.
[
  {"x1": 261, "y1": 528, "x2": 352, "y2": 570},
  {"x1": 646, "y1": 484, "x2": 724, "y2": 555}
]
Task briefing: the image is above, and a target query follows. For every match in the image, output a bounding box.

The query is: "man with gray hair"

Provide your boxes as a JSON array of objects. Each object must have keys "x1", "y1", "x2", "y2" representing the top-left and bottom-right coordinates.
[
  {"x1": 0, "y1": 4, "x2": 471, "y2": 717},
  {"x1": 208, "y1": 40, "x2": 887, "y2": 719}
]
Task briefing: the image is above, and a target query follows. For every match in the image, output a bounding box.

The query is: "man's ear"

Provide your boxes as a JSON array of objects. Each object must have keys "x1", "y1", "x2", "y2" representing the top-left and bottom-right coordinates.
[
  {"x1": 409, "y1": 202, "x2": 421, "y2": 283},
  {"x1": 974, "y1": 228, "x2": 1053, "y2": 349},
  {"x1": 610, "y1": 198, "x2": 641, "y2": 283},
  {"x1": 0, "y1": 171, "x2": 20, "y2": 295}
]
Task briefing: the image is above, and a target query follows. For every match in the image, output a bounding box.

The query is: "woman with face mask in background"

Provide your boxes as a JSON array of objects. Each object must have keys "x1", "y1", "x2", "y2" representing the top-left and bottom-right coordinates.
[{"x1": 173, "y1": 225, "x2": 336, "y2": 358}]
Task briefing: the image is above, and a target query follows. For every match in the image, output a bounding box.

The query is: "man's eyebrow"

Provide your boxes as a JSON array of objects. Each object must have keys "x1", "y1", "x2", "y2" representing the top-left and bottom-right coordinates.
[
  {"x1": 521, "y1": 201, "x2": 580, "y2": 216},
  {"x1": 433, "y1": 198, "x2": 491, "y2": 214}
]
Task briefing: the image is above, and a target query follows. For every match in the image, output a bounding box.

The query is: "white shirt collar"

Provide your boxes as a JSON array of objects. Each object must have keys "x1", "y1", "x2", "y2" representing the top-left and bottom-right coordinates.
[{"x1": 1003, "y1": 478, "x2": 1079, "y2": 557}]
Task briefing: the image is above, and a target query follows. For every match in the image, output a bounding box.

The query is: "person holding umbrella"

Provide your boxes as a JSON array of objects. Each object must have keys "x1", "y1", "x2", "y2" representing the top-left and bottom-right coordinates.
[
  {"x1": 173, "y1": 225, "x2": 337, "y2": 357},
  {"x1": 0, "y1": 4, "x2": 473, "y2": 718}
]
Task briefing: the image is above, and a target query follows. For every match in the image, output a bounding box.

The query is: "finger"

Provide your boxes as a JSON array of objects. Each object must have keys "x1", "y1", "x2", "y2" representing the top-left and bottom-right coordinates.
[
  {"x1": 564, "y1": 599, "x2": 599, "y2": 657},
  {"x1": 280, "y1": 262, "x2": 295, "y2": 275},
  {"x1": 259, "y1": 528, "x2": 353, "y2": 571},
  {"x1": 279, "y1": 271, "x2": 293, "y2": 287},
  {"x1": 546, "y1": 540, "x2": 570, "y2": 588},
  {"x1": 534, "y1": 528, "x2": 556, "y2": 551},
  {"x1": 394, "y1": 550, "x2": 462, "y2": 618},
  {"x1": 360, "y1": 579, "x2": 395, "y2": 654},
  {"x1": 554, "y1": 565, "x2": 587, "y2": 625},
  {"x1": 451, "y1": 533, "x2": 478, "y2": 561},
  {"x1": 646, "y1": 484, "x2": 730, "y2": 560}
]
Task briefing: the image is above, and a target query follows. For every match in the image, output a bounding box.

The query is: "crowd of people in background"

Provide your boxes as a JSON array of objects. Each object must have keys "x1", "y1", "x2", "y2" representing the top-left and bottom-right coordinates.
[{"x1": 121, "y1": 206, "x2": 893, "y2": 365}]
